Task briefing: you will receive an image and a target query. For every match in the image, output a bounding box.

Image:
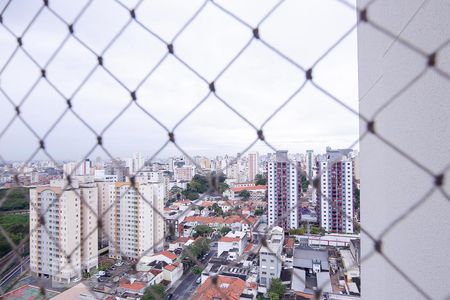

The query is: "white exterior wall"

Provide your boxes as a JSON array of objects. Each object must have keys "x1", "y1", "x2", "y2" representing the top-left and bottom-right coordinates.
[
  {"x1": 109, "y1": 183, "x2": 164, "y2": 260},
  {"x1": 96, "y1": 182, "x2": 114, "y2": 246},
  {"x1": 151, "y1": 182, "x2": 165, "y2": 252},
  {"x1": 358, "y1": 0, "x2": 450, "y2": 298},
  {"x1": 30, "y1": 184, "x2": 82, "y2": 283},
  {"x1": 79, "y1": 184, "x2": 99, "y2": 272}
]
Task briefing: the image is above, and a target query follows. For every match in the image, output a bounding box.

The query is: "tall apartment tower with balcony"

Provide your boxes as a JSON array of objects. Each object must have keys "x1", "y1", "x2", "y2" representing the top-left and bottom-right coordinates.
[
  {"x1": 109, "y1": 181, "x2": 164, "y2": 260},
  {"x1": 317, "y1": 148, "x2": 354, "y2": 234},
  {"x1": 29, "y1": 179, "x2": 98, "y2": 283},
  {"x1": 267, "y1": 150, "x2": 300, "y2": 230}
]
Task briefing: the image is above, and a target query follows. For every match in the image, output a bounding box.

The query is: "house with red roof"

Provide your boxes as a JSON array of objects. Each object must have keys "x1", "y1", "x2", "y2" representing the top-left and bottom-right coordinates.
[
  {"x1": 193, "y1": 275, "x2": 246, "y2": 300},
  {"x1": 118, "y1": 280, "x2": 147, "y2": 295},
  {"x1": 137, "y1": 250, "x2": 178, "y2": 271},
  {"x1": 162, "y1": 261, "x2": 183, "y2": 285},
  {"x1": 223, "y1": 185, "x2": 267, "y2": 201}
]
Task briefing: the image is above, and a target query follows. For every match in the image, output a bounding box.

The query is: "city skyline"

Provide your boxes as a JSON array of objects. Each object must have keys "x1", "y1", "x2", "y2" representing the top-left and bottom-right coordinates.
[{"x1": 0, "y1": 0, "x2": 359, "y2": 161}]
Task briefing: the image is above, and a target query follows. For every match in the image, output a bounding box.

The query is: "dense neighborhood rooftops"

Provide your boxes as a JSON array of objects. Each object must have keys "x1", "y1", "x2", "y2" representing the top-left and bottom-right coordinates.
[{"x1": 193, "y1": 275, "x2": 246, "y2": 300}]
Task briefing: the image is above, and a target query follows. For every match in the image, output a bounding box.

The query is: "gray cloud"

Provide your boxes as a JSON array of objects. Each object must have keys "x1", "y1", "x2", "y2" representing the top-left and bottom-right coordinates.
[{"x1": 0, "y1": 0, "x2": 359, "y2": 161}]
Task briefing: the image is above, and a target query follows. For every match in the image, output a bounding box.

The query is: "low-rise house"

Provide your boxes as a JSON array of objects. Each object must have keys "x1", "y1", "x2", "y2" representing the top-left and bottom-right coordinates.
[
  {"x1": 168, "y1": 237, "x2": 195, "y2": 251},
  {"x1": 118, "y1": 280, "x2": 146, "y2": 295},
  {"x1": 223, "y1": 185, "x2": 267, "y2": 201},
  {"x1": 137, "y1": 250, "x2": 178, "y2": 272},
  {"x1": 218, "y1": 231, "x2": 248, "y2": 260},
  {"x1": 193, "y1": 275, "x2": 246, "y2": 300},
  {"x1": 162, "y1": 262, "x2": 183, "y2": 285}
]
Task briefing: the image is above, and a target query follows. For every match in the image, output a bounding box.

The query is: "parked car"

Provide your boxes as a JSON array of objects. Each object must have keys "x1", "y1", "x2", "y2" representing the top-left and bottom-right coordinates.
[{"x1": 196, "y1": 277, "x2": 201, "y2": 284}]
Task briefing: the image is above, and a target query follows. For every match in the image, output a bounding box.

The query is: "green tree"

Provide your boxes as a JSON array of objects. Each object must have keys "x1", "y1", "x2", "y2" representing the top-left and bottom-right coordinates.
[
  {"x1": 194, "y1": 225, "x2": 213, "y2": 237},
  {"x1": 211, "y1": 203, "x2": 224, "y2": 216},
  {"x1": 268, "y1": 279, "x2": 286, "y2": 300},
  {"x1": 254, "y1": 208, "x2": 264, "y2": 216},
  {"x1": 143, "y1": 284, "x2": 165, "y2": 300},
  {"x1": 301, "y1": 175, "x2": 309, "y2": 192},
  {"x1": 192, "y1": 265, "x2": 203, "y2": 274},
  {"x1": 182, "y1": 190, "x2": 199, "y2": 201},
  {"x1": 220, "y1": 226, "x2": 231, "y2": 236},
  {"x1": 310, "y1": 226, "x2": 326, "y2": 235},
  {"x1": 218, "y1": 182, "x2": 229, "y2": 193},
  {"x1": 97, "y1": 262, "x2": 112, "y2": 271},
  {"x1": 182, "y1": 238, "x2": 210, "y2": 265},
  {"x1": 239, "y1": 190, "x2": 251, "y2": 200},
  {"x1": 255, "y1": 174, "x2": 267, "y2": 185},
  {"x1": 288, "y1": 227, "x2": 305, "y2": 235},
  {"x1": 0, "y1": 188, "x2": 30, "y2": 211}
]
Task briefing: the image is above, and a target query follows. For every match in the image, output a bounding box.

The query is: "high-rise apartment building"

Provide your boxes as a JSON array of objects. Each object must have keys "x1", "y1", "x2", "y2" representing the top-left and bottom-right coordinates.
[
  {"x1": 29, "y1": 179, "x2": 98, "y2": 283},
  {"x1": 317, "y1": 148, "x2": 354, "y2": 234},
  {"x1": 109, "y1": 181, "x2": 164, "y2": 260},
  {"x1": 96, "y1": 181, "x2": 115, "y2": 248},
  {"x1": 267, "y1": 151, "x2": 300, "y2": 230},
  {"x1": 174, "y1": 166, "x2": 195, "y2": 181},
  {"x1": 247, "y1": 151, "x2": 259, "y2": 181},
  {"x1": 306, "y1": 150, "x2": 315, "y2": 180}
]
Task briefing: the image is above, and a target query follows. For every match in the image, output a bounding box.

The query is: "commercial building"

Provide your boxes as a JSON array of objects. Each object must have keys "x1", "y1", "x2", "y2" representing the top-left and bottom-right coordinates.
[
  {"x1": 317, "y1": 148, "x2": 355, "y2": 234},
  {"x1": 29, "y1": 179, "x2": 98, "y2": 283},
  {"x1": 267, "y1": 150, "x2": 301, "y2": 230}
]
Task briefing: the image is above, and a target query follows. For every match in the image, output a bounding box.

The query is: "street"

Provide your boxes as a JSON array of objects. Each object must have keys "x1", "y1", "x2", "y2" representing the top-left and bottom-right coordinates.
[{"x1": 168, "y1": 243, "x2": 217, "y2": 300}]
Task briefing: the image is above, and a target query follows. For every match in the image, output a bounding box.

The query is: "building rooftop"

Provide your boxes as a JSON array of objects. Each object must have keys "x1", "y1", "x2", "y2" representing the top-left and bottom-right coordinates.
[
  {"x1": 119, "y1": 281, "x2": 146, "y2": 291},
  {"x1": 293, "y1": 246, "x2": 329, "y2": 271},
  {"x1": 193, "y1": 275, "x2": 245, "y2": 300},
  {"x1": 231, "y1": 185, "x2": 267, "y2": 192},
  {"x1": 158, "y1": 250, "x2": 177, "y2": 261},
  {"x1": 219, "y1": 236, "x2": 241, "y2": 243}
]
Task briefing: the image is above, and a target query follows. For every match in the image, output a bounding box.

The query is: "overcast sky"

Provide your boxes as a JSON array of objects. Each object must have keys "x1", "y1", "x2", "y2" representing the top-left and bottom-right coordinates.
[{"x1": 0, "y1": 0, "x2": 359, "y2": 161}]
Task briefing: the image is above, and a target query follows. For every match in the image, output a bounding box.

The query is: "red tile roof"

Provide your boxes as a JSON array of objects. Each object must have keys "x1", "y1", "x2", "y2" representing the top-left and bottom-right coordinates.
[
  {"x1": 219, "y1": 236, "x2": 241, "y2": 243},
  {"x1": 164, "y1": 264, "x2": 177, "y2": 272},
  {"x1": 231, "y1": 185, "x2": 267, "y2": 193},
  {"x1": 184, "y1": 215, "x2": 254, "y2": 225},
  {"x1": 285, "y1": 238, "x2": 295, "y2": 248},
  {"x1": 158, "y1": 250, "x2": 177, "y2": 261},
  {"x1": 174, "y1": 236, "x2": 191, "y2": 243},
  {"x1": 119, "y1": 281, "x2": 146, "y2": 291},
  {"x1": 194, "y1": 275, "x2": 245, "y2": 300}
]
